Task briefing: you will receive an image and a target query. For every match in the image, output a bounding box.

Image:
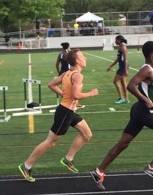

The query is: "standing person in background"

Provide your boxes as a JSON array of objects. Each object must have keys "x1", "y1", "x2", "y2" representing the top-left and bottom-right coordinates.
[
  {"x1": 56, "y1": 42, "x2": 71, "y2": 76},
  {"x1": 4, "y1": 33, "x2": 10, "y2": 48},
  {"x1": 90, "y1": 41, "x2": 153, "y2": 190},
  {"x1": 73, "y1": 22, "x2": 79, "y2": 36},
  {"x1": 18, "y1": 49, "x2": 99, "y2": 182},
  {"x1": 107, "y1": 35, "x2": 130, "y2": 104}
]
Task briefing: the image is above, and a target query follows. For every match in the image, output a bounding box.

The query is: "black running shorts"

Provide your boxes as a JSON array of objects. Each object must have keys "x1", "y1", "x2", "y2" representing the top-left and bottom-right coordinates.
[
  {"x1": 50, "y1": 104, "x2": 83, "y2": 135},
  {"x1": 124, "y1": 102, "x2": 153, "y2": 137}
]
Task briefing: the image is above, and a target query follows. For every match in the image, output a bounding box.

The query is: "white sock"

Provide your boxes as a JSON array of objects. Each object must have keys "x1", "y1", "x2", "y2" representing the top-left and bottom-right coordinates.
[
  {"x1": 149, "y1": 164, "x2": 153, "y2": 170},
  {"x1": 96, "y1": 168, "x2": 104, "y2": 176},
  {"x1": 65, "y1": 156, "x2": 73, "y2": 162},
  {"x1": 24, "y1": 162, "x2": 31, "y2": 170}
]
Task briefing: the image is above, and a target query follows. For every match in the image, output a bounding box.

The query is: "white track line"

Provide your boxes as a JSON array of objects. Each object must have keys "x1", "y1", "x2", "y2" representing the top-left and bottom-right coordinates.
[
  {"x1": 40, "y1": 110, "x2": 130, "y2": 116},
  {"x1": 0, "y1": 172, "x2": 146, "y2": 182},
  {"x1": 36, "y1": 109, "x2": 130, "y2": 116},
  {"x1": 39, "y1": 189, "x2": 153, "y2": 194},
  {"x1": 1, "y1": 173, "x2": 152, "y2": 194},
  {"x1": 84, "y1": 52, "x2": 139, "y2": 72},
  {"x1": 77, "y1": 110, "x2": 130, "y2": 114},
  {"x1": 0, "y1": 105, "x2": 57, "y2": 113},
  {"x1": 84, "y1": 52, "x2": 113, "y2": 62}
]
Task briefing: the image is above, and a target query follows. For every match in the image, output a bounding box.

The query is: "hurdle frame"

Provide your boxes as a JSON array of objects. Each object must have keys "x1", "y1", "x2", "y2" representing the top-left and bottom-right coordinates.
[
  {"x1": 12, "y1": 79, "x2": 42, "y2": 117},
  {"x1": 0, "y1": 53, "x2": 58, "y2": 117},
  {"x1": 0, "y1": 86, "x2": 11, "y2": 122},
  {"x1": 23, "y1": 78, "x2": 42, "y2": 110}
]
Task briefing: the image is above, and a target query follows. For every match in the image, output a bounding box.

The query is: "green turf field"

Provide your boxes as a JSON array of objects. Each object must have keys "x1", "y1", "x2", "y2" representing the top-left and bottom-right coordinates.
[{"x1": 0, "y1": 49, "x2": 152, "y2": 176}]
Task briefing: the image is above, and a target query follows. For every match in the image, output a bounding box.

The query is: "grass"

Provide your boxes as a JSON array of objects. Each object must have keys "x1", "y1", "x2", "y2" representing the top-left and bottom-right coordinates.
[{"x1": 0, "y1": 48, "x2": 152, "y2": 176}]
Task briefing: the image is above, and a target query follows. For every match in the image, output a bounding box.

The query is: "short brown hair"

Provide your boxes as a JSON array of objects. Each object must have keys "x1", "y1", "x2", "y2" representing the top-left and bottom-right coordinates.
[{"x1": 66, "y1": 49, "x2": 80, "y2": 66}]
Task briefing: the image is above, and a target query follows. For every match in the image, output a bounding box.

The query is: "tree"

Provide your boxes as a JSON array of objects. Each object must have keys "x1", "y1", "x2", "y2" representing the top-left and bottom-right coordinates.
[
  {"x1": 0, "y1": 0, "x2": 65, "y2": 32},
  {"x1": 1, "y1": 0, "x2": 153, "y2": 33}
]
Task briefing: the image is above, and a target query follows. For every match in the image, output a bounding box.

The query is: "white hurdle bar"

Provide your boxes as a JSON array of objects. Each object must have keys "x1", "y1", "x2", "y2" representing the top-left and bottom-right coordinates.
[
  {"x1": 13, "y1": 110, "x2": 42, "y2": 117},
  {"x1": 0, "y1": 105, "x2": 57, "y2": 113},
  {"x1": 0, "y1": 86, "x2": 11, "y2": 122},
  {"x1": 12, "y1": 79, "x2": 42, "y2": 116},
  {"x1": 0, "y1": 80, "x2": 58, "y2": 116}
]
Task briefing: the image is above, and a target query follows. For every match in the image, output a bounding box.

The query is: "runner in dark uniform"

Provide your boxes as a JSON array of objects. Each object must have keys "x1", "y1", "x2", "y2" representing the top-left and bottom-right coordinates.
[
  {"x1": 117, "y1": 46, "x2": 127, "y2": 75},
  {"x1": 55, "y1": 42, "x2": 70, "y2": 76},
  {"x1": 107, "y1": 35, "x2": 130, "y2": 104},
  {"x1": 90, "y1": 41, "x2": 153, "y2": 190}
]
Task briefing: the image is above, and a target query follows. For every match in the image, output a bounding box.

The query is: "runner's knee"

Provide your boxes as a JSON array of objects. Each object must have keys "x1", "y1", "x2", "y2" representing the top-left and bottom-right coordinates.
[
  {"x1": 83, "y1": 131, "x2": 92, "y2": 141},
  {"x1": 118, "y1": 139, "x2": 130, "y2": 150},
  {"x1": 45, "y1": 139, "x2": 57, "y2": 149}
]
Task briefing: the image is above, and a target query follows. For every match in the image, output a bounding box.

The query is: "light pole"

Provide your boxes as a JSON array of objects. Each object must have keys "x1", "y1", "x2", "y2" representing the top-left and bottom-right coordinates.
[{"x1": 60, "y1": 8, "x2": 65, "y2": 37}]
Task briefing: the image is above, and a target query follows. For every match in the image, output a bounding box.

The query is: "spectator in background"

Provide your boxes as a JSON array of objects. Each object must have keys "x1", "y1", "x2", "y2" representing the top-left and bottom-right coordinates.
[
  {"x1": 149, "y1": 15, "x2": 153, "y2": 25},
  {"x1": 97, "y1": 21, "x2": 103, "y2": 35},
  {"x1": 4, "y1": 33, "x2": 10, "y2": 48},
  {"x1": 66, "y1": 24, "x2": 72, "y2": 36},
  {"x1": 36, "y1": 19, "x2": 40, "y2": 38},
  {"x1": 149, "y1": 16, "x2": 153, "y2": 31},
  {"x1": 73, "y1": 22, "x2": 79, "y2": 36}
]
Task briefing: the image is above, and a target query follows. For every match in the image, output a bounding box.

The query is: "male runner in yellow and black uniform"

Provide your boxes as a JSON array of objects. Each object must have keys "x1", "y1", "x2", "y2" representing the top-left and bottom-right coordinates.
[{"x1": 18, "y1": 49, "x2": 99, "y2": 182}]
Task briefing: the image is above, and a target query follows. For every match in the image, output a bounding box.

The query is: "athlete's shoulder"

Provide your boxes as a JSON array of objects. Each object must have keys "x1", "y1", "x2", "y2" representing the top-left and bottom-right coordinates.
[{"x1": 141, "y1": 64, "x2": 153, "y2": 70}]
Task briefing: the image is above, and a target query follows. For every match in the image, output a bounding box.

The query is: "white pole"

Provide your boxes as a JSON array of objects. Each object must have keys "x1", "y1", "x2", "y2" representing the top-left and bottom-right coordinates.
[
  {"x1": 28, "y1": 53, "x2": 35, "y2": 133},
  {"x1": 28, "y1": 53, "x2": 33, "y2": 103}
]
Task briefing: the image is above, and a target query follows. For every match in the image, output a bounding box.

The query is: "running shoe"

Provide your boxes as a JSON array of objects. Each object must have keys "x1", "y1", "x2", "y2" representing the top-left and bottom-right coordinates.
[
  {"x1": 60, "y1": 157, "x2": 79, "y2": 173},
  {"x1": 90, "y1": 169, "x2": 105, "y2": 190},
  {"x1": 115, "y1": 98, "x2": 130, "y2": 104},
  {"x1": 144, "y1": 165, "x2": 153, "y2": 177},
  {"x1": 114, "y1": 98, "x2": 125, "y2": 104},
  {"x1": 125, "y1": 100, "x2": 130, "y2": 104},
  {"x1": 18, "y1": 163, "x2": 35, "y2": 182}
]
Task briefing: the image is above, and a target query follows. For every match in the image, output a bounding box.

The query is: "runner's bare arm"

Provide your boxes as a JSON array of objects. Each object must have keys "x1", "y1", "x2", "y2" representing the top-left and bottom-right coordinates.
[{"x1": 72, "y1": 72, "x2": 98, "y2": 99}]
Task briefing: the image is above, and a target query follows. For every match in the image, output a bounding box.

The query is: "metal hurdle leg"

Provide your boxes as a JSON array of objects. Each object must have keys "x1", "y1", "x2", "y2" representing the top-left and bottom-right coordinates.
[
  {"x1": 23, "y1": 81, "x2": 27, "y2": 109},
  {"x1": 38, "y1": 82, "x2": 41, "y2": 110},
  {"x1": 23, "y1": 78, "x2": 42, "y2": 110},
  {"x1": 0, "y1": 86, "x2": 11, "y2": 122}
]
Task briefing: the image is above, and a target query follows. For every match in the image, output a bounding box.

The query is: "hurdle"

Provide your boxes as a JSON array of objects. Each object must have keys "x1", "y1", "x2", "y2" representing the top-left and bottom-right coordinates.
[
  {"x1": 12, "y1": 79, "x2": 42, "y2": 116},
  {"x1": 0, "y1": 53, "x2": 57, "y2": 116},
  {"x1": 0, "y1": 86, "x2": 11, "y2": 122},
  {"x1": 23, "y1": 78, "x2": 42, "y2": 109}
]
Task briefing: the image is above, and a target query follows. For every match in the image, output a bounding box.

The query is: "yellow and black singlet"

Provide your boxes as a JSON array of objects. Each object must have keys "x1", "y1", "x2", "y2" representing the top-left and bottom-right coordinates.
[{"x1": 60, "y1": 69, "x2": 79, "y2": 111}]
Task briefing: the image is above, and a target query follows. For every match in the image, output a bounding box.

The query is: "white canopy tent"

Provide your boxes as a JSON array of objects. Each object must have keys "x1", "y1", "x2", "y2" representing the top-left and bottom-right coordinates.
[{"x1": 76, "y1": 12, "x2": 104, "y2": 23}]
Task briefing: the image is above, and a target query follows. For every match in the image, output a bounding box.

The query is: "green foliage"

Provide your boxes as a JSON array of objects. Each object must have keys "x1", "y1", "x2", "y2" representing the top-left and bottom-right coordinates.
[
  {"x1": 65, "y1": 0, "x2": 153, "y2": 13},
  {"x1": 0, "y1": 0, "x2": 65, "y2": 31},
  {"x1": 1, "y1": 0, "x2": 153, "y2": 31}
]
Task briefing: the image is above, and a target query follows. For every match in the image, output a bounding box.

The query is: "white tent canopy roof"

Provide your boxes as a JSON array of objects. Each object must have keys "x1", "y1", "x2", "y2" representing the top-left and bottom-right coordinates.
[{"x1": 76, "y1": 12, "x2": 103, "y2": 22}]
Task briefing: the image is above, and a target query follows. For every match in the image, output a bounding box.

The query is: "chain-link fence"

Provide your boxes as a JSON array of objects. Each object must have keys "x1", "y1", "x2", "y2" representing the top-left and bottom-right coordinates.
[{"x1": 0, "y1": 11, "x2": 153, "y2": 49}]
